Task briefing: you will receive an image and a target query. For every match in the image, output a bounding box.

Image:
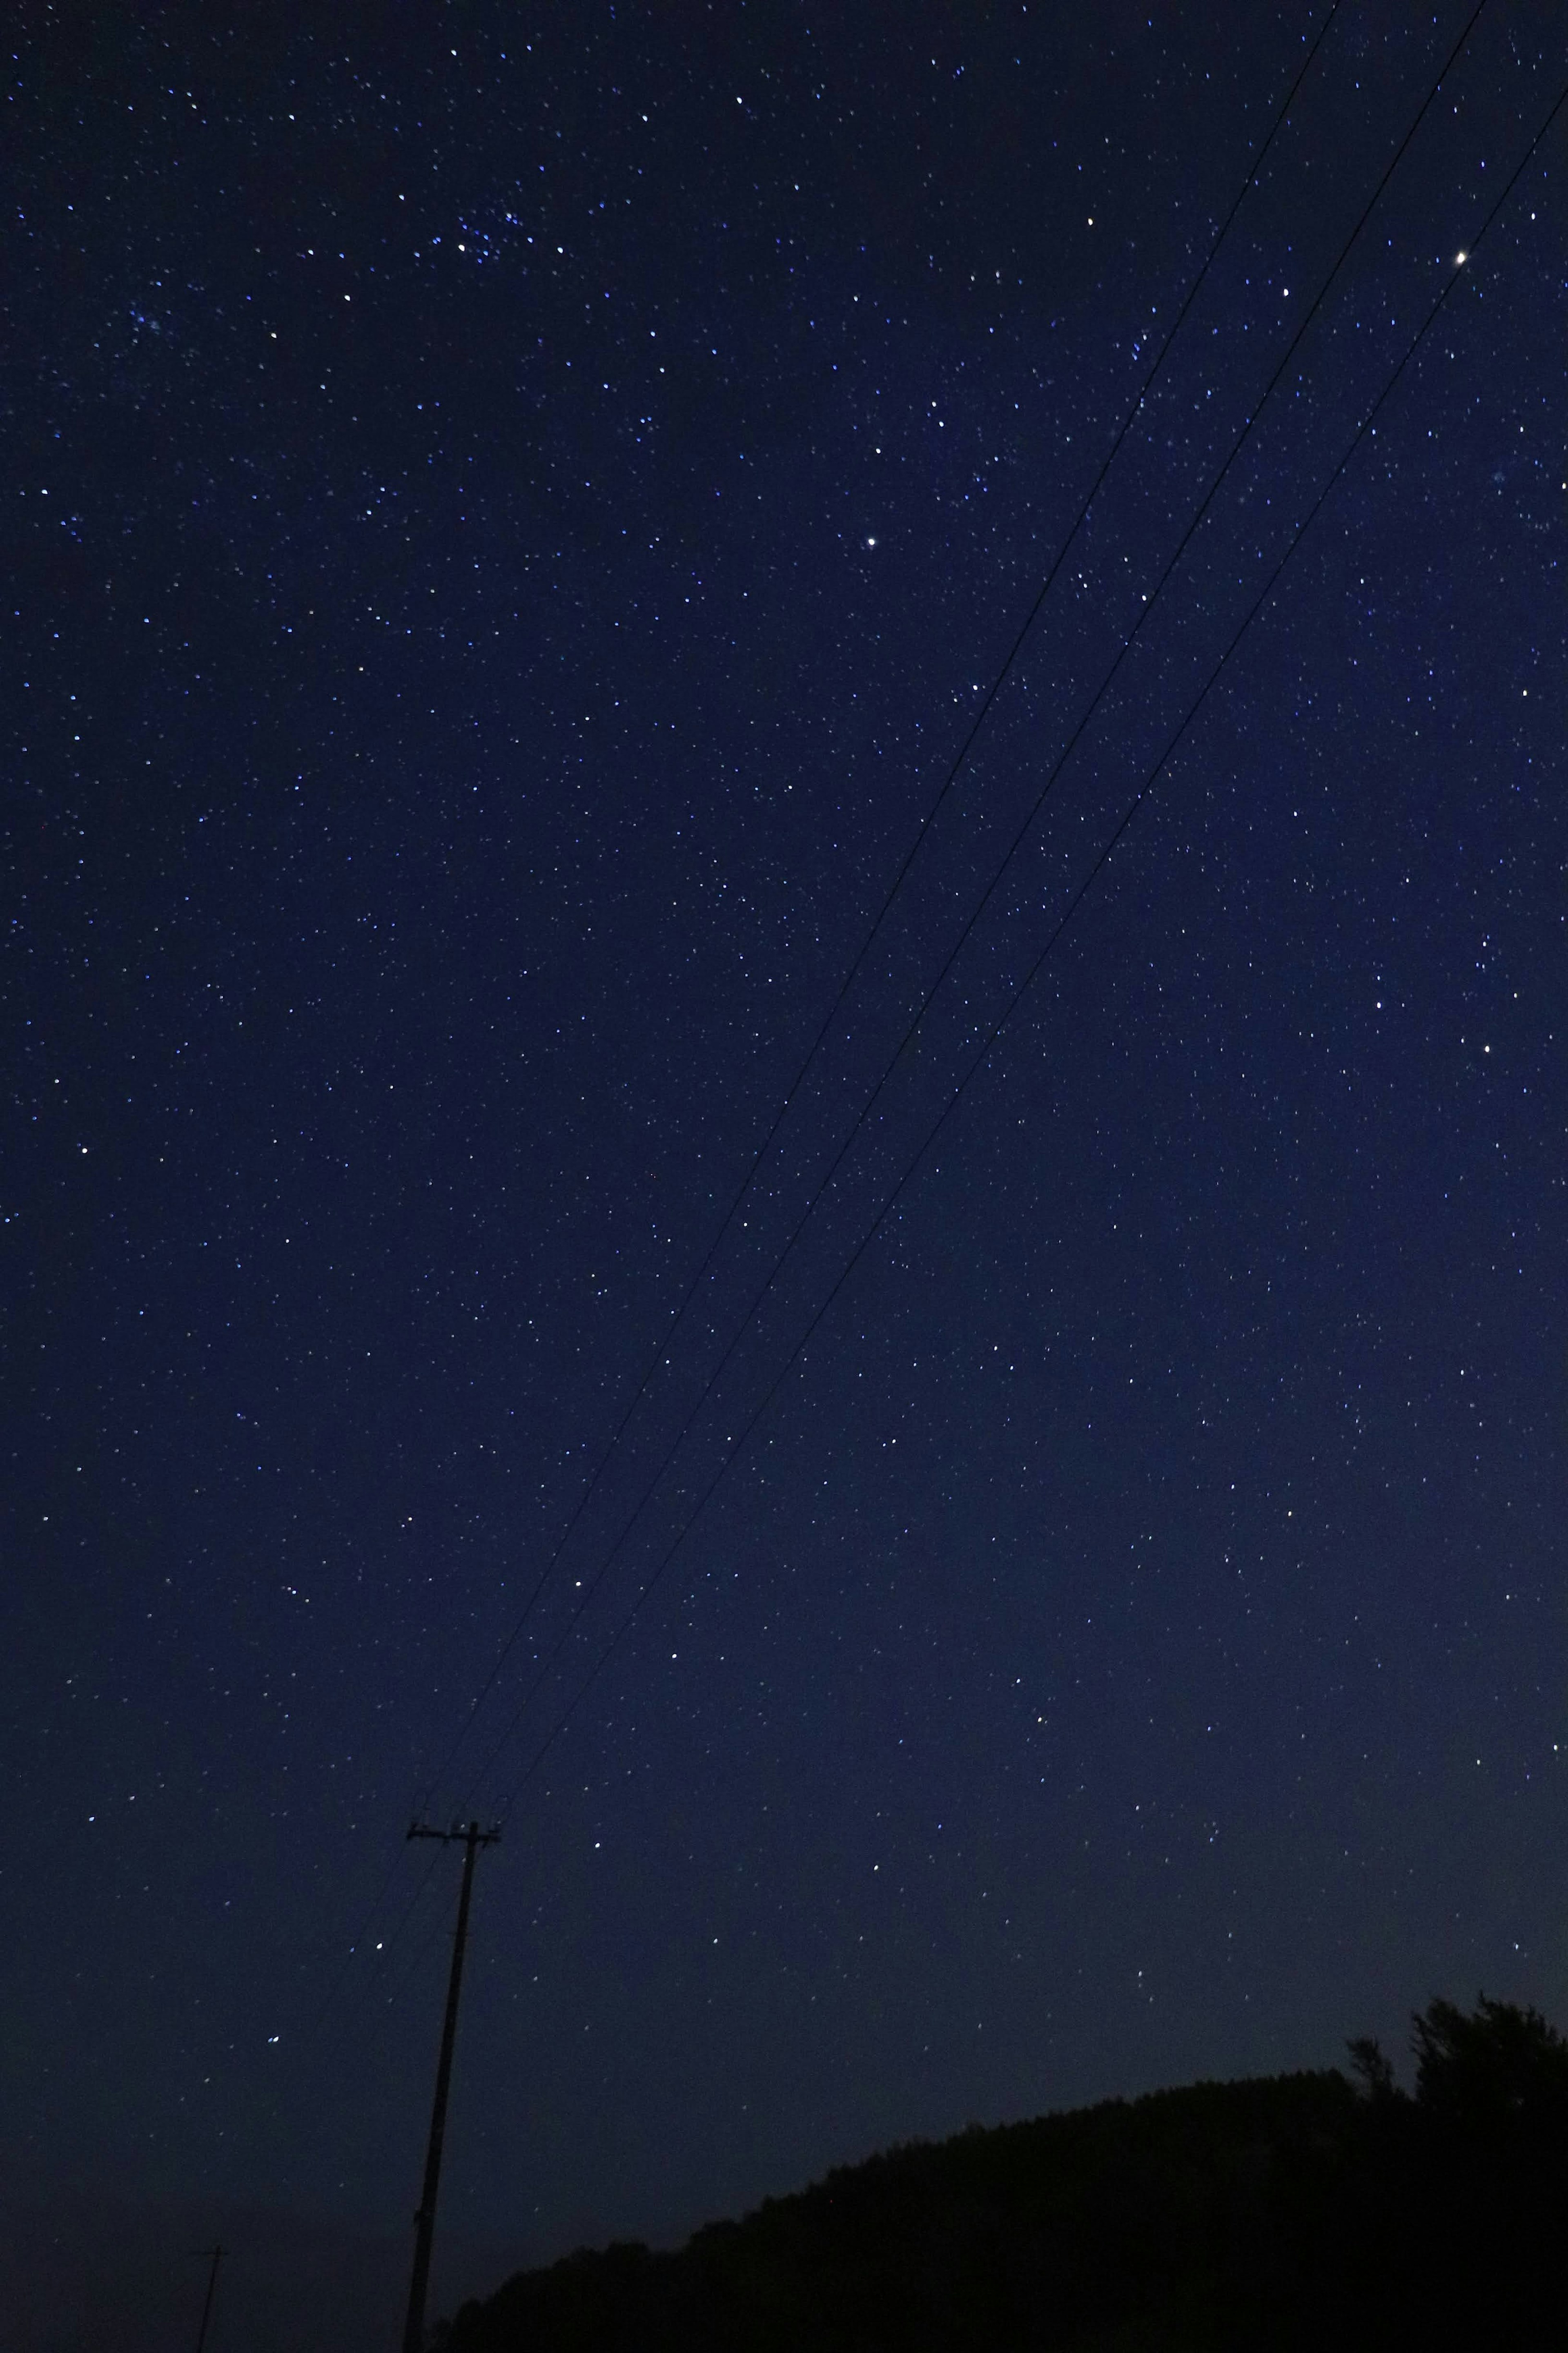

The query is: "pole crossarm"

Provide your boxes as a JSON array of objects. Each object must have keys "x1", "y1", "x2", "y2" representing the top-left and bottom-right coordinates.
[{"x1": 407, "y1": 1821, "x2": 502, "y2": 1847}]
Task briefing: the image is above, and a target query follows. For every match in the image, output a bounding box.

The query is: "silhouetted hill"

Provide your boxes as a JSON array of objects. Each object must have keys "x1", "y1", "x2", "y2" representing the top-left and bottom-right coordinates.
[{"x1": 443, "y1": 1998, "x2": 1568, "y2": 2352}]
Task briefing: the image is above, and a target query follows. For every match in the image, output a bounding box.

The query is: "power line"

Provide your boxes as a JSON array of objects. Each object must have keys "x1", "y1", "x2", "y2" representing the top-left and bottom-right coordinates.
[
  {"x1": 254, "y1": 29, "x2": 1555, "y2": 2216},
  {"x1": 408, "y1": 0, "x2": 1345, "y2": 1818},
  {"x1": 295, "y1": 0, "x2": 1359, "y2": 2029},
  {"x1": 488, "y1": 63, "x2": 1566, "y2": 1831},
  {"x1": 443, "y1": 0, "x2": 1491, "y2": 1819},
  {"x1": 284, "y1": 0, "x2": 1493, "y2": 2051}
]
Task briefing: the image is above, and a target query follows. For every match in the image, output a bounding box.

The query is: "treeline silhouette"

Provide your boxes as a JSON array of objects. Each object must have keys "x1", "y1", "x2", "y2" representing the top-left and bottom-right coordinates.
[{"x1": 441, "y1": 1996, "x2": 1568, "y2": 2351}]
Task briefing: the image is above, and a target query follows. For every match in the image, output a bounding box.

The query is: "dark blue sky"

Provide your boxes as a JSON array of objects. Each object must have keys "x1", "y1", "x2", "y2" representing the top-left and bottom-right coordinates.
[{"x1": 7, "y1": 2, "x2": 1565, "y2": 2343}]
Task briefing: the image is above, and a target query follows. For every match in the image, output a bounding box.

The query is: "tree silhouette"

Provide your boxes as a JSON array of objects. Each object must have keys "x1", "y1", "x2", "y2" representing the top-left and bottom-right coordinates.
[
  {"x1": 1410, "y1": 1993, "x2": 1568, "y2": 2132},
  {"x1": 1345, "y1": 2033, "x2": 1397, "y2": 2101},
  {"x1": 444, "y1": 1995, "x2": 1568, "y2": 2352}
]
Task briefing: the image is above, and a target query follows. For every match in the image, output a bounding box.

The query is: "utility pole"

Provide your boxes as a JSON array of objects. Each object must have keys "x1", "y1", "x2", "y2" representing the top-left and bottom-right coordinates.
[
  {"x1": 401, "y1": 1820, "x2": 501, "y2": 2353},
  {"x1": 192, "y1": 2245, "x2": 223, "y2": 2353}
]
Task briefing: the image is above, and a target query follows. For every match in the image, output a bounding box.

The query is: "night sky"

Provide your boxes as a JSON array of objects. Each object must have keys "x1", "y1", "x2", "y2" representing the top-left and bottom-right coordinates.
[{"x1": 8, "y1": 2, "x2": 1566, "y2": 2344}]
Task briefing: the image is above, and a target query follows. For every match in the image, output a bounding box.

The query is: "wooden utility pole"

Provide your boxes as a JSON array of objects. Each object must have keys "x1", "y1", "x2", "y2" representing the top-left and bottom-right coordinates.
[
  {"x1": 192, "y1": 2244, "x2": 223, "y2": 2353},
  {"x1": 401, "y1": 1820, "x2": 501, "y2": 2353}
]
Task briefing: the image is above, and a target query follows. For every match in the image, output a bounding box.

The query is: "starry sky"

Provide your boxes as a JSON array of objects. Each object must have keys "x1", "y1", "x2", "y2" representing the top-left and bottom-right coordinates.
[{"x1": 8, "y1": 0, "x2": 1566, "y2": 2342}]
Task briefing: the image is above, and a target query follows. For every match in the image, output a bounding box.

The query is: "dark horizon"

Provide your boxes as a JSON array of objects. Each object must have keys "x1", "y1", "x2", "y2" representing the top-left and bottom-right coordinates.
[{"x1": 8, "y1": 0, "x2": 1565, "y2": 2343}]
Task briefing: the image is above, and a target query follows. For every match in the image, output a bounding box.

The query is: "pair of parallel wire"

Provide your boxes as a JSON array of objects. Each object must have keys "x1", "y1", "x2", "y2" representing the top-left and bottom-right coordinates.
[{"x1": 294, "y1": 0, "x2": 1564, "y2": 2085}]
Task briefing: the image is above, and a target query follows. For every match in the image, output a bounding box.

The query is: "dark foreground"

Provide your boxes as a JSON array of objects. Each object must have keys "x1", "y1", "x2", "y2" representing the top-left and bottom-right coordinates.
[{"x1": 441, "y1": 1998, "x2": 1568, "y2": 2351}]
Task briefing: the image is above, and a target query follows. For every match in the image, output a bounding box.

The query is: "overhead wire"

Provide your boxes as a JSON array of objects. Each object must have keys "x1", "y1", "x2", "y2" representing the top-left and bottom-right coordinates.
[
  {"x1": 405, "y1": 0, "x2": 1346, "y2": 1818},
  {"x1": 287, "y1": 0, "x2": 1493, "y2": 2051},
  {"x1": 490, "y1": 63, "x2": 1567, "y2": 1827},
  {"x1": 248, "y1": 22, "x2": 1561, "y2": 2235},
  {"x1": 443, "y1": 0, "x2": 1491, "y2": 1818}
]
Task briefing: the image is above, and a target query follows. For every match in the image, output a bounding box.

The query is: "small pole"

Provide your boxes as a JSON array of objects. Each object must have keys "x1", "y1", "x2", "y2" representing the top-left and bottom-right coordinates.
[
  {"x1": 401, "y1": 1820, "x2": 501, "y2": 2353},
  {"x1": 193, "y1": 2244, "x2": 223, "y2": 2353}
]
